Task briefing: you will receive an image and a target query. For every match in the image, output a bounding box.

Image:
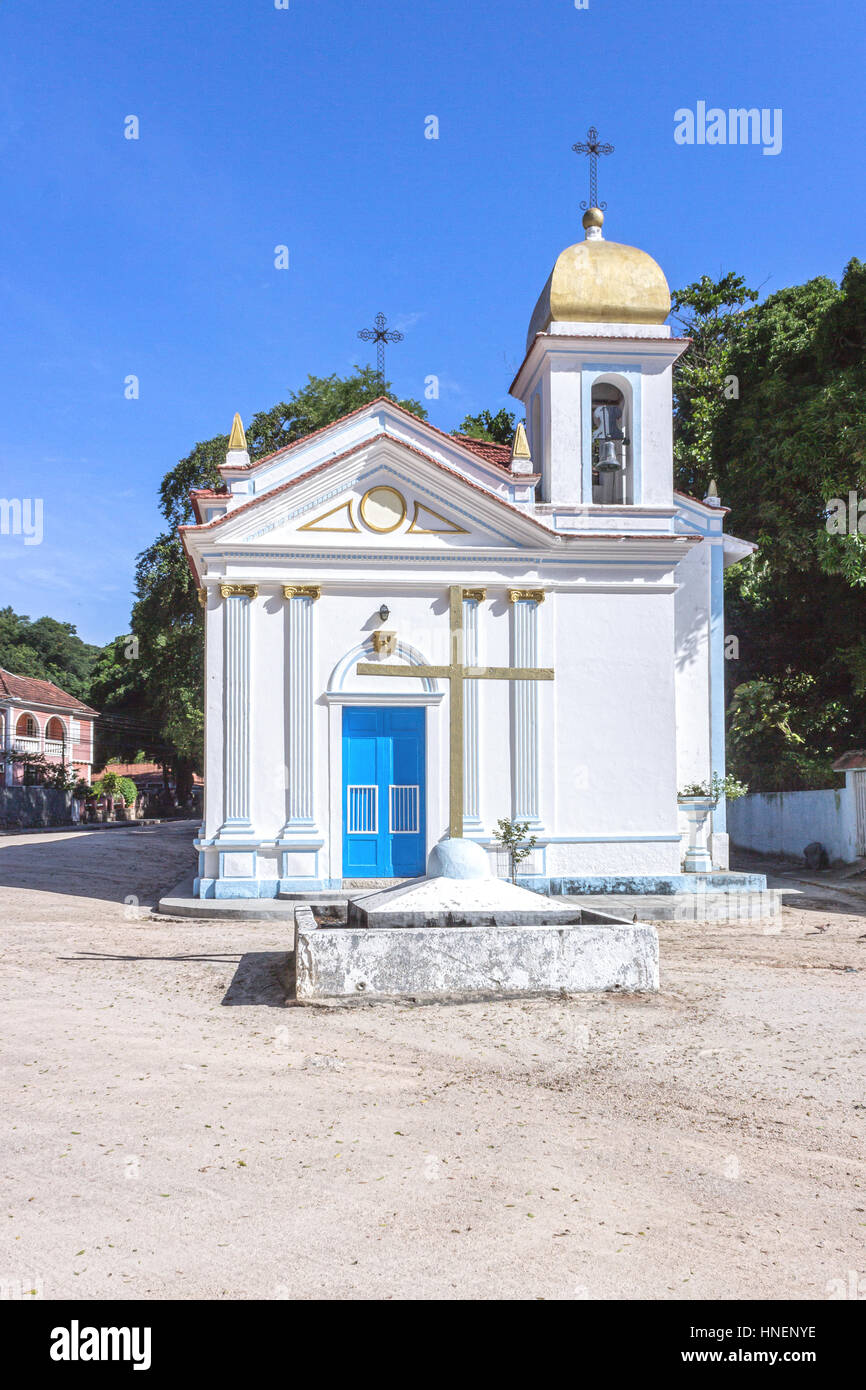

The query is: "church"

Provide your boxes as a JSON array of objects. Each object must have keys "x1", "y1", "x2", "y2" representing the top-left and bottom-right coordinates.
[{"x1": 180, "y1": 204, "x2": 752, "y2": 900}]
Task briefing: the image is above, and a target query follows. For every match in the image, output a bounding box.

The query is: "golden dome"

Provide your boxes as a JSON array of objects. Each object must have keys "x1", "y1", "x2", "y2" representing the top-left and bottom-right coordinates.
[{"x1": 526, "y1": 210, "x2": 670, "y2": 348}]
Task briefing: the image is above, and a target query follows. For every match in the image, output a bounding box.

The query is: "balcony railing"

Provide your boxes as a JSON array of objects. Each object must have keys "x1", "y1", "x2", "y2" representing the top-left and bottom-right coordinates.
[
  {"x1": 7, "y1": 737, "x2": 69, "y2": 759},
  {"x1": 12, "y1": 736, "x2": 40, "y2": 755}
]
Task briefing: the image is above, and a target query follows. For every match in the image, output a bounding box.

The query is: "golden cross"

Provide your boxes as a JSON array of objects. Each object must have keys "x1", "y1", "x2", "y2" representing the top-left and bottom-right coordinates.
[{"x1": 357, "y1": 584, "x2": 554, "y2": 838}]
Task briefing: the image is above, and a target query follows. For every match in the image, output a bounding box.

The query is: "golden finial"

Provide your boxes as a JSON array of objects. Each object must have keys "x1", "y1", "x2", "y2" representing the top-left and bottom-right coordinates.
[
  {"x1": 228, "y1": 412, "x2": 247, "y2": 451},
  {"x1": 511, "y1": 422, "x2": 531, "y2": 460}
]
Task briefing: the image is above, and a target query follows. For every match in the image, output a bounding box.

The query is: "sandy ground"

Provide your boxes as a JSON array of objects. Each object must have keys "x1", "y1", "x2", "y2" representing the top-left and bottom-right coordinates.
[{"x1": 1, "y1": 822, "x2": 864, "y2": 1301}]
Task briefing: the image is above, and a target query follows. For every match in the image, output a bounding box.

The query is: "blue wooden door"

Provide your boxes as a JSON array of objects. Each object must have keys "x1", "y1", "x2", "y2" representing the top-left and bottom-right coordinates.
[{"x1": 342, "y1": 707, "x2": 426, "y2": 878}]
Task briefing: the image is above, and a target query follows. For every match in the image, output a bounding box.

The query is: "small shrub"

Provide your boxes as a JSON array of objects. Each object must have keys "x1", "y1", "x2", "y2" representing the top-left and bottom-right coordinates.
[{"x1": 492, "y1": 817, "x2": 538, "y2": 884}]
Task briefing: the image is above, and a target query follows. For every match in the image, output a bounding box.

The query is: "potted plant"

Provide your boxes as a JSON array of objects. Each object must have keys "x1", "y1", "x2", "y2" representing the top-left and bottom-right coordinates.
[{"x1": 677, "y1": 774, "x2": 747, "y2": 872}]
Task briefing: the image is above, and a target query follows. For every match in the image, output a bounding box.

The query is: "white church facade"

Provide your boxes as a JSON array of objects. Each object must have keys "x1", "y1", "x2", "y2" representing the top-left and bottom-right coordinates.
[{"x1": 180, "y1": 208, "x2": 752, "y2": 899}]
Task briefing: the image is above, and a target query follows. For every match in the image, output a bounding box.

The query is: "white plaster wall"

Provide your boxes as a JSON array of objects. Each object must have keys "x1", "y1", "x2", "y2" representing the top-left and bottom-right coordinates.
[
  {"x1": 639, "y1": 361, "x2": 676, "y2": 507},
  {"x1": 728, "y1": 788, "x2": 859, "y2": 864},
  {"x1": 548, "y1": 587, "x2": 681, "y2": 873},
  {"x1": 548, "y1": 363, "x2": 583, "y2": 504},
  {"x1": 675, "y1": 540, "x2": 712, "y2": 793}
]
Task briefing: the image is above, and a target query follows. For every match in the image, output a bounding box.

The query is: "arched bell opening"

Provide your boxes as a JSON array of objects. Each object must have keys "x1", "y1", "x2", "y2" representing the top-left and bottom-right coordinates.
[{"x1": 591, "y1": 381, "x2": 631, "y2": 504}]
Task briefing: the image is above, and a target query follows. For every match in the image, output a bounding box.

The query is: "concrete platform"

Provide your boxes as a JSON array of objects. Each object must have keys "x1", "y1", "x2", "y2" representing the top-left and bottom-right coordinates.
[
  {"x1": 294, "y1": 903, "x2": 658, "y2": 1002},
  {"x1": 158, "y1": 875, "x2": 781, "y2": 926}
]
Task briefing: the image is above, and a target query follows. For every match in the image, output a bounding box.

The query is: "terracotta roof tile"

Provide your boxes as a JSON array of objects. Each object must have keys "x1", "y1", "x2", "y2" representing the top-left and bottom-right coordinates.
[
  {"x1": 189, "y1": 487, "x2": 230, "y2": 523},
  {"x1": 451, "y1": 433, "x2": 514, "y2": 469},
  {"x1": 0, "y1": 668, "x2": 98, "y2": 716},
  {"x1": 832, "y1": 750, "x2": 866, "y2": 771}
]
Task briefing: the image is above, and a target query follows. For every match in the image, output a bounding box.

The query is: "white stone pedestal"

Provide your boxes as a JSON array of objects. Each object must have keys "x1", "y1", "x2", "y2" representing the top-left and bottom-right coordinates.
[{"x1": 679, "y1": 796, "x2": 716, "y2": 872}]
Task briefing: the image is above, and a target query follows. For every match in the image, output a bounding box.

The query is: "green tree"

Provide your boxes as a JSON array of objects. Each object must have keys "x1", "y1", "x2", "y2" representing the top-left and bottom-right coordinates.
[
  {"x1": 727, "y1": 678, "x2": 847, "y2": 791},
  {"x1": 0, "y1": 607, "x2": 99, "y2": 700},
  {"x1": 88, "y1": 635, "x2": 175, "y2": 770},
  {"x1": 670, "y1": 273, "x2": 758, "y2": 498},
  {"x1": 458, "y1": 408, "x2": 517, "y2": 444},
  {"x1": 675, "y1": 260, "x2": 866, "y2": 789}
]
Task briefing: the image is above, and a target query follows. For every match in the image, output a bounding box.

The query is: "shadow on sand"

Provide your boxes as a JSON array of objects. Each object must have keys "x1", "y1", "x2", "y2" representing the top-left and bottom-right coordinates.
[
  {"x1": 0, "y1": 822, "x2": 197, "y2": 905},
  {"x1": 57, "y1": 948, "x2": 294, "y2": 1007},
  {"x1": 221, "y1": 951, "x2": 294, "y2": 1006}
]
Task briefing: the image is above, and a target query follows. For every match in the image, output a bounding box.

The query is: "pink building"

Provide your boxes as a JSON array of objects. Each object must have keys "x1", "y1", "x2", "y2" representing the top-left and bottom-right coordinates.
[{"x1": 0, "y1": 669, "x2": 98, "y2": 787}]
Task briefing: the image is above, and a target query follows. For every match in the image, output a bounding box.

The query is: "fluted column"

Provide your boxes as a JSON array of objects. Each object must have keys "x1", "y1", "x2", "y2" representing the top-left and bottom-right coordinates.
[
  {"x1": 220, "y1": 584, "x2": 256, "y2": 833},
  {"x1": 282, "y1": 585, "x2": 320, "y2": 832},
  {"x1": 462, "y1": 590, "x2": 485, "y2": 830},
  {"x1": 509, "y1": 590, "x2": 543, "y2": 827}
]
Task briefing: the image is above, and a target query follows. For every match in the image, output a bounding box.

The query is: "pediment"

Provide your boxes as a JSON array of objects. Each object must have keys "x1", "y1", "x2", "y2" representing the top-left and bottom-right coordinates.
[
  {"x1": 291, "y1": 483, "x2": 474, "y2": 544},
  {"x1": 205, "y1": 441, "x2": 550, "y2": 552},
  {"x1": 250, "y1": 474, "x2": 516, "y2": 548}
]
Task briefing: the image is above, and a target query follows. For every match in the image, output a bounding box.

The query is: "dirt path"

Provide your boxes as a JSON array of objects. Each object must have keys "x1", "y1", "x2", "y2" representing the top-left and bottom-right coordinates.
[{"x1": 1, "y1": 824, "x2": 864, "y2": 1300}]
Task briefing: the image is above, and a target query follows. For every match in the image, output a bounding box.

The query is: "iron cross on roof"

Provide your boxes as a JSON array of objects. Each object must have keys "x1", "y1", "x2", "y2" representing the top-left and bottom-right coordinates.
[
  {"x1": 571, "y1": 126, "x2": 615, "y2": 210},
  {"x1": 357, "y1": 312, "x2": 404, "y2": 385}
]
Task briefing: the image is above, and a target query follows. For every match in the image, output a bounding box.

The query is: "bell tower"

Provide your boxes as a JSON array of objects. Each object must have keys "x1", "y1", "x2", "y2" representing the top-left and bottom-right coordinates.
[{"x1": 511, "y1": 196, "x2": 688, "y2": 512}]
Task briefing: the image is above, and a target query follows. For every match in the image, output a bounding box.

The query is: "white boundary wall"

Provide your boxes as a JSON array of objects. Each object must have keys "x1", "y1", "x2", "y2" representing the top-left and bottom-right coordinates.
[{"x1": 728, "y1": 778, "x2": 861, "y2": 864}]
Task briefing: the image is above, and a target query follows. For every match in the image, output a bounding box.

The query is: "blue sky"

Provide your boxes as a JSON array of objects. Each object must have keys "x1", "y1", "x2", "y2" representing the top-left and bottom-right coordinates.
[{"x1": 0, "y1": 0, "x2": 861, "y2": 646}]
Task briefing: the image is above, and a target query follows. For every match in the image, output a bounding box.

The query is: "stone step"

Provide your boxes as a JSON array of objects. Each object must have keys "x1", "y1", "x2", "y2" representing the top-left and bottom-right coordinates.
[{"x1": 564, "y1": 892, "x2": 782, "y2": 923}]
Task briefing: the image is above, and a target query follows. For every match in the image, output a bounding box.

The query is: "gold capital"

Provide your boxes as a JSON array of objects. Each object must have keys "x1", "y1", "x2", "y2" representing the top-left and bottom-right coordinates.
[
  {"x1": 197, "y1": 587, "x2": 208, "y2": 609},
  {"x1": 462, "y1": 588, "x2": 487, "y2": 602},
  {"x1": 283, "y1": 584, "x2": 321, "y2": 600},
  {"x1": 508, "y1": 588, "x2": 545, "y2": 604},
  {"x1": 219, "y1": 583, "x2": 258, "y2": 600}
]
